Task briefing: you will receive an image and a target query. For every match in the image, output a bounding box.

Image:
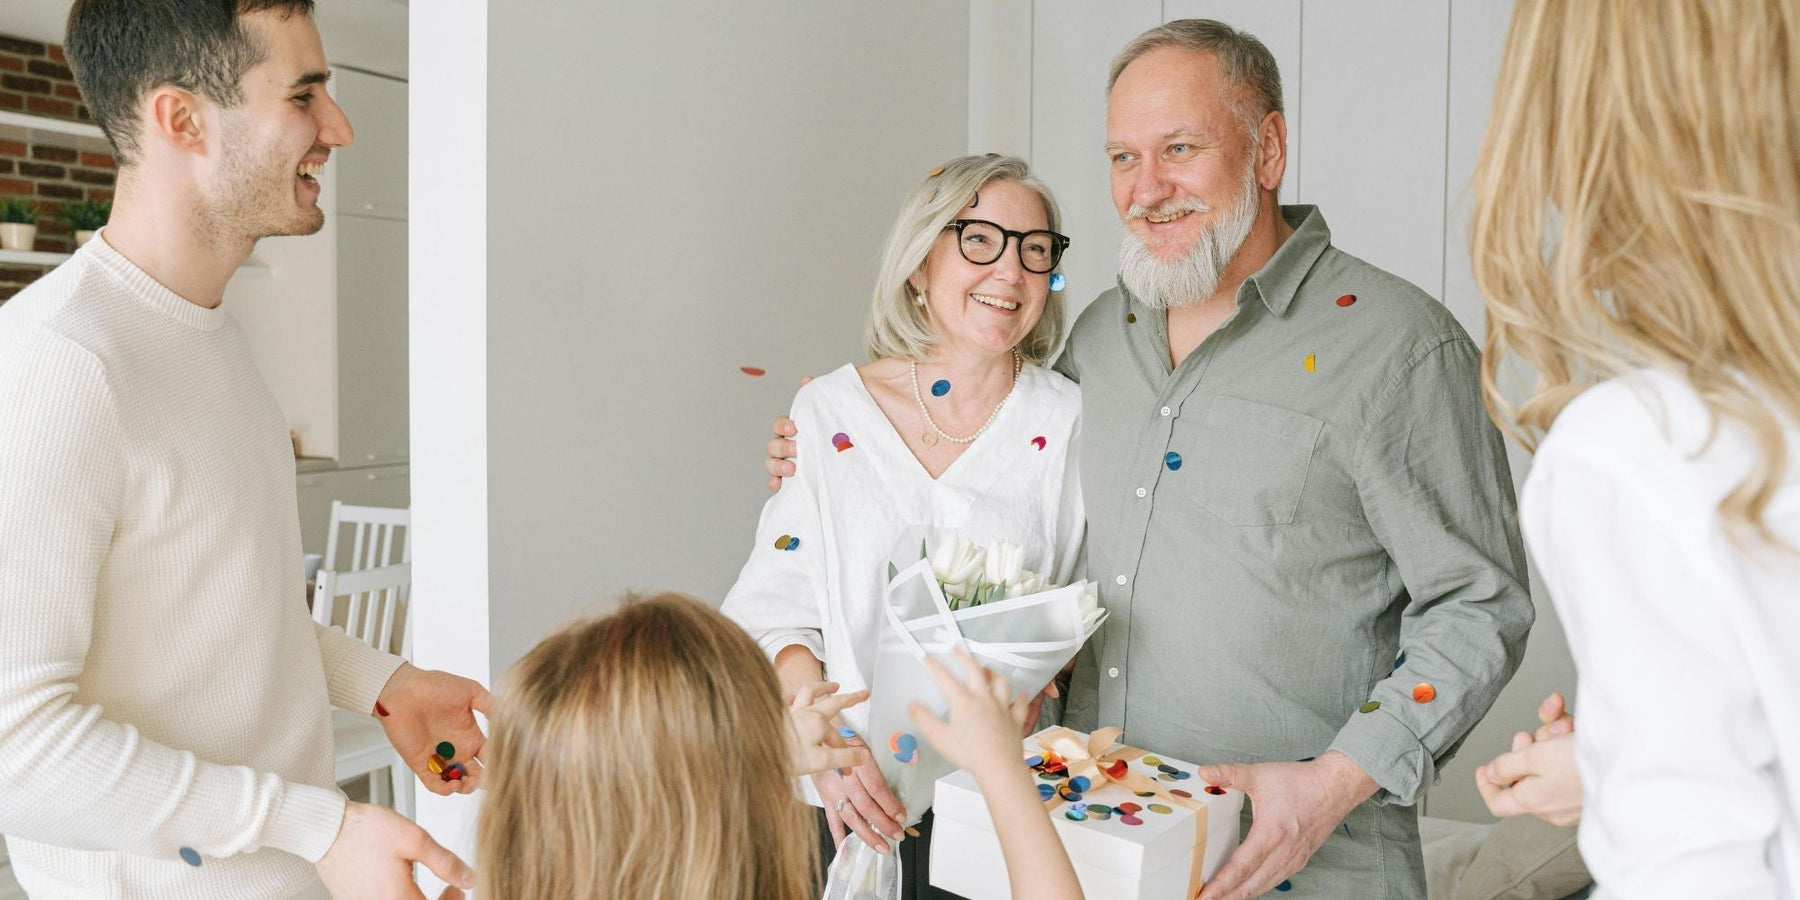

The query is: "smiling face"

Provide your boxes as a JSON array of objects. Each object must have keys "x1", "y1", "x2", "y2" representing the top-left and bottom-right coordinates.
[
  {"x1": 910, "y1": 179, "x2": 1053, "y2": 360},
  {"x1": 200, "y1": 10, "x2": 353, "y2": 241},
  {"x1": 1106, "y1": 46, "x2": 1268, "y2": 306}
]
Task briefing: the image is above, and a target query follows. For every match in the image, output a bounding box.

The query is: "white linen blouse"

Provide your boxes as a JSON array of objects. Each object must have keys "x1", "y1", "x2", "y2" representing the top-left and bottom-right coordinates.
[
  {"x1": 1521, "y1": 369, "x2": 1800, "y2": 899},
  {"x1": 722, "y1": 362, "x2": 1086, "y2": 752}
]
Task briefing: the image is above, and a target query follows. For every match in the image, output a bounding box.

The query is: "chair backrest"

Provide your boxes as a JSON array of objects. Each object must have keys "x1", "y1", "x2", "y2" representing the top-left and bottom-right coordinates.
[
  {"x1": 313, "y1": 563, "x2": 412, "y2": 658},
  {"x1": 323, "y1": 501, "x2": 412, "y2": 572}
]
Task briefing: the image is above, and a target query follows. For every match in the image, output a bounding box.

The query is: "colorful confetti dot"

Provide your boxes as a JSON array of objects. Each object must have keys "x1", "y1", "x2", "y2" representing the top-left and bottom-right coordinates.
[
  {"x1": 1126, "y1": 313, "x2": 1138, "y2": 324},
  {"x1": 832, "y1": 432, "x2": 854, "y2": 452},
  {"x1": 1105, "y1": 759, "x2": 1129, "y2": 779},
  {"x1": 838, "y1": 727, "x2": 858, "y2": 740},
  {"x1": 1090, "y1": 808, "x2": 1112, "y2": 821},
  {"x1": 1157, "y1": 763, "x2": 1179, "y2": 775},
  {"x1": 1039, "y1": 771, "x2": 1062, "y2": 781},
  {"x1": 1088, "y1": 804, "x2": 1113, "y2": 816},
  {"x1": 1304, "y1": 354, "x2": 1317, "y2": 373},
  {"x1": 894, "y1": 749, "x2": 917, "y2": 764},
  {"x1": 1135, "y1": 791, "x2": 1156, "y2": 798},
  {"x1": 1116, "y1": 802, "x2": 1142, "y2": 814},
  {"x1": 427, "y1": 754, "x2": 446, "y2": 774},
  {"x1": 1065, "y1": 808, "x2": 1088, "y2": 821},
  {"x1": 1413, "y1": 682, "x2": 1437, "y2": 704},
  {"x1": 1031, "y1": 435, "x2": 1047, "y2": 451},
  {"x1": 1336, "y1": 294, "x2": 1357, "y2": 308},
  {"x1": 442, "y1": 763, "x2": 466, "y2": 782},
  {"x1": 1205, "y1": 785, "x2": 1227, "y2": 796},
  {"x1": 1164, "y1": 451, "x2": 1182, "y2": 471},
  {"x1": 1170, "y1": 789, "x2": 1192, "y2": 798},
  {"x1": 1148, "y1": 803, "x2": 1173, "y2": 815},
  {"x1": 179, "y1": 847, "x2": 202, "y2": 867},
  {"x1": 1049, "y1": 272, "x2": 1066, "y2": 292},
  {"x1": 1068, "y1": 775, "x2": 1091, "y2": 793},
  {"x1": 1359, "y1": 700, "x2": 1381, "y2": 714},
  {"x1": 1159, "y1": 773, "x2": 1179, "y2": 782},
  {"x1": 374, "y1": 701, "x2": 389, "y2": 717},
  {"x1": 931, "y1": 379, "x2": 951, "y2": 397},
  {"x1": 1277, "y1": 880, "x2": 1293, "y2": 892},
  {"x1": 888, "y1": 732, "x2": 916, "y2": 754},
  {"x1": 436, "y1": 741, "x2": 455, "y2": 759},
  {"x1": 1394, "y1": 650, "x2": 1408, "y2": 671},
  {"x1": 1025, "y1": 754, "x2": 1044, "y2": 768},
  {"x1": 1174, "y1": 770, "x2": 1191, "y2": 780},
  {"x1": 927, "y1": 164, "x2": 947, "y2": 177},
  {"x1": 1120, "y1": 814, "x2": 1144, "y2": 826},
  {"x1": 1038, "y1": 783, "x2": 1055, "y2": 800},
  {"x1": 739, "y1": 366, "x2": 766, "y2": 377},
  {"x1": 1142, "y1": 756, "x2": 1163, "y2": 766}
]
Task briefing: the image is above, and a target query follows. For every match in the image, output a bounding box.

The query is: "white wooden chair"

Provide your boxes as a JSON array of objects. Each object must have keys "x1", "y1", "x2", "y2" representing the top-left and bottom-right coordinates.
[
  {"x1": 313, "y1": 562, "x2": 415, "y2": 818},
  {"x1": 323, "y1": 501, "x2": 411, "y2": 574}
]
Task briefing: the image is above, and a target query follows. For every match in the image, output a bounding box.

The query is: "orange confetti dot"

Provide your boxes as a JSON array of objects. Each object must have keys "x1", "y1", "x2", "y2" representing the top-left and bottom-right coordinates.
[
  {"x1": 739, "y1": 366, "x2": 766, "y2": 377},
  {"x1": 1304, "y1": 354, "x2": 1316, "y2": 372},
  {"x1": 1336, "y1": 294, "x2": 1357, "y2": 307},
  {"x1": 1412, "y1": 683, "x2": 1437, "y2": 704}
]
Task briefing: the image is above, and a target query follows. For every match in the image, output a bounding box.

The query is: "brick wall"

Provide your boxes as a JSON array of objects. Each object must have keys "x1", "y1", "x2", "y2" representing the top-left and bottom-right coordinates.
[{"x1": 1, "y1": 33, "x2": 116, "y2": 302}]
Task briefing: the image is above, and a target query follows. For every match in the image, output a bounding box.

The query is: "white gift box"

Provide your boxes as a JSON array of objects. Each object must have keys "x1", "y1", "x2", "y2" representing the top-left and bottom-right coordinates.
[{"x1": 930, "y1": 728, "x2": 1244, "y2": 900}]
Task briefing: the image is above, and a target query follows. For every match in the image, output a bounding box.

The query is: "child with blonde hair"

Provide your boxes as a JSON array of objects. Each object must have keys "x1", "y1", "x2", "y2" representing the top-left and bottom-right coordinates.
[{"x1": 470, "y1": 593, "x2": 1080, "y2": 900}]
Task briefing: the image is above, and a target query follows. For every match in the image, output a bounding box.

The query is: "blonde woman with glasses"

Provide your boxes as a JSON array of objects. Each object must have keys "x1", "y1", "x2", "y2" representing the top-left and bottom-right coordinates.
[
  {"x1": 1468, "y1": 1, "x2": 1800, "y2": 896},
  {"x1": 471, "y1": 593, "x2": 1081, "y2": 900}
]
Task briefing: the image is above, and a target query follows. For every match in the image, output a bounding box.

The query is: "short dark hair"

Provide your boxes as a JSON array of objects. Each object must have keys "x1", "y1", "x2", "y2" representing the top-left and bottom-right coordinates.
[{"x1": 64, "y1": 0, "x2": 316, "y2": 166}]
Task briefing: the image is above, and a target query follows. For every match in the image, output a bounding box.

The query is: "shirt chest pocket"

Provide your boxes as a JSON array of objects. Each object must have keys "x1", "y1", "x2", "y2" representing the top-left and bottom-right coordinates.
[{"x1": 1175, "y1": 395, "x2": 1323, "y2": 526}]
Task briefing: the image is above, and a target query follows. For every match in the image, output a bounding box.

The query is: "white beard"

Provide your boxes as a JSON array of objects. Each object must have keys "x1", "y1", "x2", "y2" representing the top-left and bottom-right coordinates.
[{"x1": 1116, "y1": 160, "x2": 1261, "y2": 310}]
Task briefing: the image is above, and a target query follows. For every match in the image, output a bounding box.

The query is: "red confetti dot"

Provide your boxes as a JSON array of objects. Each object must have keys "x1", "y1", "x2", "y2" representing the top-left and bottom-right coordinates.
[
  {"x1": 1170, "y1": 788, "x2": 1193, "y2": 798},
  {"x1": 1031, "y1": 436, "x2": 1047, "y2": 451},
  {"x1": 1105, "y1": 759, "x2": 1128, "y2": 779},
  {"x1": 1205, "y1": 785, "x2": 1227, "y2": 796},
  {"x1": 1413, "y1": 682, "x2": 1437, "y2": 703},
  {"x1": 740, "y1": 366, "x2": 766, "y2": 377},
  {"x1": 1336, "y1": 294, "x2": 1357, "y2": 307},
  {"x1": 374, "y1": 701, "x2": 389, "y2": 717}
]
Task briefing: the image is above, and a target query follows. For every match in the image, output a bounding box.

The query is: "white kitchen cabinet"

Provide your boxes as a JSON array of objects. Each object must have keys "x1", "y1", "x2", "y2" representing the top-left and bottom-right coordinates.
[
  {"x1": 297, "y1": 464, "x2": 411, "y2": 556},
  {"x1": 331, "y1": 68, "x2": 408, "y2": 221},
  {"x1": 335, "y1": 214, "x2": 410, "y2": 467}
]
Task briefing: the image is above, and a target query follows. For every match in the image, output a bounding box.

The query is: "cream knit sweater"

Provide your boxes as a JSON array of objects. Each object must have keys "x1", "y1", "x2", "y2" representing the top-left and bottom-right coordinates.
[{"x1": 0, "y1": 233, "x2": 404, "y2": 898}]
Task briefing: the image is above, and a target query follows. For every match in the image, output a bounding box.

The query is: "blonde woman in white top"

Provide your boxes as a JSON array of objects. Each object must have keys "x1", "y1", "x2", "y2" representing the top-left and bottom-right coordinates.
[
  {"x1": 1467, "y1": 2, "x2": 1800, "y2": 896},
  {"x1": 722, "y1": 154, "x2": 1084, "y2": 898}
]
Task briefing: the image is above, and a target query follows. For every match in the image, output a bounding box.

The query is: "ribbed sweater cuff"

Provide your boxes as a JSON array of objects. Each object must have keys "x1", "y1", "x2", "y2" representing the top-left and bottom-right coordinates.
[
  {"x1": 261, "y1": 783, "x2": 347, "y2": 863},
  {"x1": 328, "y1": 640, "x2": 407, "y2": 716}
]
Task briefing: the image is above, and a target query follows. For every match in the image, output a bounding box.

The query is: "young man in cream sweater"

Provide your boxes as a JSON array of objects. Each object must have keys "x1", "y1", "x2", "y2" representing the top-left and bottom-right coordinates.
[{"x1": 0, "y1": 2, "x2": 483, "y2": 897}]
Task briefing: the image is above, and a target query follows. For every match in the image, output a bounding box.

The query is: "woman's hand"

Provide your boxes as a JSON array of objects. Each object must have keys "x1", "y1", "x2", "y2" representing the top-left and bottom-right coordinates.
[
  {"x1": 810, "y1": 730, "x2": 909, "y2": 853},
  {"x1": 906, "y1": 647, "x2": 1032, "y2": 783},
  {"x1": 765, "y1": 415, "x2": 798, "y2": 492},
  {"x1": 787, "y1": 681, "x2": 866, "y2": 775},
  {"x1": 1476, "y1": 693, "x2": 1583, "y2": 826}
]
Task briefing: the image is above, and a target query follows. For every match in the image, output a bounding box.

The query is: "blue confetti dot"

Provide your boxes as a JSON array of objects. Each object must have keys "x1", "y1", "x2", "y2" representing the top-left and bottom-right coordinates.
[
  {"x1": 896, "y1": 733, "x2": 917, "y2": 753},
  {"x1": 1038, "y1": 783, "x2": 1055, "y2": 800},
  {"x1": 786, "y1": 537, "x2": 801, "y2": 551},
  {"x1": 1069, "y1": 775, "x2": 1091, "y2": 792},
  {"x1": 1025, "y1": 754, "x2": 1044, "y2": 768},
  {"x1": 1049, "y1": 272, "x2": 1066, "y2": 292},
  {"x1": 1276, "y1": 880, "x2": 1293, "y2": 892},
  {"x1": 179, "y1": 847, "x2": 202, "y2": 867},
  {"x1": 837, "y1": 727, "x2": 857, "y2": 739},
  {"x1": 1394, "y1": 650, "x2": 1408, "y2": 671},
  {"x1": 1164, "y1": 451, "x2": 1183, "y2": 471},
  {"x1": 931, "y1": 379, "x2": 951, "y2": 397}
]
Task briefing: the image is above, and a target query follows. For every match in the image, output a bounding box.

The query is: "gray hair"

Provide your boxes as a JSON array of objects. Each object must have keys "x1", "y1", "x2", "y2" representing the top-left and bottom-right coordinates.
[
  {"x1": 1107, "y1": 19, "x2": 1284, "y2": 139},
  {"x1": 864, "y1": 154, "x2": 1067, "y2": 365}
]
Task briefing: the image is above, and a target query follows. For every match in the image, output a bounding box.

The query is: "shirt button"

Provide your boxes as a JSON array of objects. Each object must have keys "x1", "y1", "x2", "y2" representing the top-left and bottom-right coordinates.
[
  {"x1": 1135, "y1": 487, "x2": 1147, "y2": 498},
  {"x1": 1108, "y1": 667, "x2": 1120, "y2": 678},
  {"x1": 1115, "y1": 575, "x2": 1128, "y2": 586},
  {"x1": 1160, "y1": 406, "x2": 1172, "y2": 417}
]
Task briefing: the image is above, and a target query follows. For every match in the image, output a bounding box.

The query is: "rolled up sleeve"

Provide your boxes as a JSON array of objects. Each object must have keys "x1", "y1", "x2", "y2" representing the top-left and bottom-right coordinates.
[{"x1": 1328, "y1": 337, "x2": 1533, "y2": 804}]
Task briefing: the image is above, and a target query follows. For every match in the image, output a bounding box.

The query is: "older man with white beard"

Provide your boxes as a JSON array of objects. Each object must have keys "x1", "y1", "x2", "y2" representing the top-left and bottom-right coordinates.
[{"x1": 1050, "y1": 20, "x2": 1533, "y2": 900}]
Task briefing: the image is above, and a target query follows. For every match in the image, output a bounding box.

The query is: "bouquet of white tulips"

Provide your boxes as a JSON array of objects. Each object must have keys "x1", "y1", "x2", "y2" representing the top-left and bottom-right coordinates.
[{"x1": 824, "y1": 532, "x2": 1105, "y2": 900}]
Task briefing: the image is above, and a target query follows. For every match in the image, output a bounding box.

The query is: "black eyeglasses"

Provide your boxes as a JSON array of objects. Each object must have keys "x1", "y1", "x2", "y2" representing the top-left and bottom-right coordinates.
[{"x1": 941, "y1": 219, "x2": 1071, "y2": 274}]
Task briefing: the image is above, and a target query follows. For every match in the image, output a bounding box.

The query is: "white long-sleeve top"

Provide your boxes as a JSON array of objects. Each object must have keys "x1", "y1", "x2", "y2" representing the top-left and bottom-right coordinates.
[
  {"x1": 0, "y1": 234, "x2": 404, "y2": 899},
  {"x1": 722, "y1": 363, "x2": 1085, "y2": 793},
  {"x1": 1522, "y1": 369, "x2": 1800, "y2": 899}
]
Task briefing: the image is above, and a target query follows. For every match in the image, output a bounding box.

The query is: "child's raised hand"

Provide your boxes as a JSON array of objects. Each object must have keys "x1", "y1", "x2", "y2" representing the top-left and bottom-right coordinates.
[
  {"x1": 788, "y1": 681, "x2": 867, "y2": 775},
  {"x1": 907, "y1": 647, "x2": 1032, "y2": 781}
]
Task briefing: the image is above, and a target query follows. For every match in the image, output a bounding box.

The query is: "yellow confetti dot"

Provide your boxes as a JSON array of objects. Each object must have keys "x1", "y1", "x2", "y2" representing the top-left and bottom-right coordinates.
[{"x1": 1304, "y1": 354, "x2": 1316, "y2": 373}]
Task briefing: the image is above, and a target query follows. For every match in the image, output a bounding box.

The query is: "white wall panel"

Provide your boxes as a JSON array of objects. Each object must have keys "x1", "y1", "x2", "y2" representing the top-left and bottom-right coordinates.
[
  {"x1": 1029, "y1": 0, "x2": 1161, "y2": 321},
  {"x1": 969, "y1": 0, "x2": 1035, "y2": 159},
  {"x1": 1162, "y1": 1, "x2": 1303, "y2": 205},
  {"x1": 1298, "y1": 0, "x2": 1450, "y2": 299}
]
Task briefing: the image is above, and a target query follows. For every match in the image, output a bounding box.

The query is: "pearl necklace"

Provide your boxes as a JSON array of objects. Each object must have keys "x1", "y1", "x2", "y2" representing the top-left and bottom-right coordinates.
[{"x1": 910, "y1": 351, "x2": 1023, "y2": 446}]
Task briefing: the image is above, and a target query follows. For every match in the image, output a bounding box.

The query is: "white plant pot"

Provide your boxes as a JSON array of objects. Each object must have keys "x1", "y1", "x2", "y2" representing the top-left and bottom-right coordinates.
[
  {"x1": 0, "y1": 223, "x2": 36, "y2": 251},
  {"x1": 75, "y1": 229, "x2": 96, "y2": 247}
]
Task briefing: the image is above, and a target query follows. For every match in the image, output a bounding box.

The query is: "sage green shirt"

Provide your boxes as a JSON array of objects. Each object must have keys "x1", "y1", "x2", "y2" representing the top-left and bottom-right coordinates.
[{"x1": 1056, "y1": 206, "x2": 1532, "y2": 898}]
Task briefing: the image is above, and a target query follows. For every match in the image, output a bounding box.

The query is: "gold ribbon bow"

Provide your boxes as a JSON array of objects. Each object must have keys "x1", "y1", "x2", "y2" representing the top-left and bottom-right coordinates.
[{"x1": 1029, "y1": 726, "x2": 1213, "y2": 898}]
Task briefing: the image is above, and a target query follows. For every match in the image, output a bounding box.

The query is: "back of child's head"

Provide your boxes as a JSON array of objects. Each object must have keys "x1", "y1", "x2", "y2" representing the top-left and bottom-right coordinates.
[{"x1": 476, "y1": 592, "x2": 818, "y2": 900}]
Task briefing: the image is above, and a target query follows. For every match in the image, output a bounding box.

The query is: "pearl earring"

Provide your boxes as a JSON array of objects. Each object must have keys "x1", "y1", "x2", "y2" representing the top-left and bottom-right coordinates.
[{"x1": 915, "y1": 290, "x2": 927, "y2": 307}]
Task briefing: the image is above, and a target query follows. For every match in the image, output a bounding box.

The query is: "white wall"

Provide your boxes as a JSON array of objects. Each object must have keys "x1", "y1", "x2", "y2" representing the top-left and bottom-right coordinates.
[
  {"x1": 973, "y1": 0, "x2": 1574, "y2": 823},
  {"x1": 411, "y1": 0, "x2": 969, "y2": 868}
]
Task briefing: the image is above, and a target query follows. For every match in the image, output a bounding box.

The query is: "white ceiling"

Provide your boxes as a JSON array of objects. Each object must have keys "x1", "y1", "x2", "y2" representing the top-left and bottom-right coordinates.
[{"x1": 0, "y1": 0, "x2": 407, "y2": 80}]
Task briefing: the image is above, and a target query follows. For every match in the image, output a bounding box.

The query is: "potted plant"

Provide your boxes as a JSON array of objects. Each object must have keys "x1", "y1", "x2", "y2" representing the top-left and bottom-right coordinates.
[
  {"x1": 59, "y1": 198, "x2": 110, "y2": 247},
  {"x1": 0, "y1": 197, "x2": 39, "y2": 252}
]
